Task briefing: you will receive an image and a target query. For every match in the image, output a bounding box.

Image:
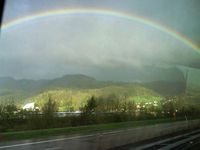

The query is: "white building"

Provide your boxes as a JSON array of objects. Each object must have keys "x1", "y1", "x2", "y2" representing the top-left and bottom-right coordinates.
[{"x1": 23, "y1": 102, "x2": 36, "y2": 111}]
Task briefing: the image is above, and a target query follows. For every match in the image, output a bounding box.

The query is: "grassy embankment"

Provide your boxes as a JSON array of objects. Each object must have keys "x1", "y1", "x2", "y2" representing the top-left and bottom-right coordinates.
[{"x1": 0, "y1": 117, "x2": 195, "y2": 141}]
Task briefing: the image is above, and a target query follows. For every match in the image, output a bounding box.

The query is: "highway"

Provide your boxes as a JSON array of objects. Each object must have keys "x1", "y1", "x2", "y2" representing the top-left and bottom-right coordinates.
[
  {"x1": 1, "y1": 129, "x2": 200, "y2": 150},
  {"x1": 0, "y1": 133, "x2": 108, "y2": 150},
  {"x1": 0, "y1": 120, "x2": 200, "y2": 150},
  {"x1": 0, "y1": 129, "x2": 131, "y2": 150},
  {"x1": 111, "y1": 129, "x2": 200, "y2": 150}
]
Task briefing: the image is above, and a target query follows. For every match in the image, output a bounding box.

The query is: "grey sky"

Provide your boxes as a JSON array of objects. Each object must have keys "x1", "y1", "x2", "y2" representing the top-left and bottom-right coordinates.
[{"x1": 0, "y1": 0, "x2": 200, "y2": 80}]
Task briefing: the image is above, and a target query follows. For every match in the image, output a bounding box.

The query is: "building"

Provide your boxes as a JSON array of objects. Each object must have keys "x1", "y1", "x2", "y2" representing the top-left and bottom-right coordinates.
[{"x1": 22, "y1": 102, "x2": 39, "y2": 111}]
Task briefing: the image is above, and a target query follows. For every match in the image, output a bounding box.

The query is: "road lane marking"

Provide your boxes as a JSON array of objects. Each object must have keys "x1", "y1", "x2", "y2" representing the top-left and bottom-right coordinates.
[
  {"x1": 45, "y1": 147, "x2": 61, "y2": 150},
  {"x1": 0, "y1": 134, "x2": 93, "y2": 149},
  {"x1": 0, "y1": 129, "x2": 124, "y2": 149}
]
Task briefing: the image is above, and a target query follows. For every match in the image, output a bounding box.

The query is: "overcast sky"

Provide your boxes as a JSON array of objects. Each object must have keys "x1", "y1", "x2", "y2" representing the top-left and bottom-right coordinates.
[{"x1": 0, "y1": 0, "x2": 200, "y2": 80}]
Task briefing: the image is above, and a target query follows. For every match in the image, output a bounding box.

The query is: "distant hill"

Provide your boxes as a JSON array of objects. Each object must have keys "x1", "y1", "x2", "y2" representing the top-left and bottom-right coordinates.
[
  {"x1": 0, "y1": 66, "x2": 187, "y2": 92},
  {"x1": 0, "y1": 74, "x2": 109, "y2": 93},
  {"x1": 93, "y1": 66, "x2": 186, "y2": 83},
  {"x1": 143, "y1": 81, "x2": 186, "y2": 96},
  {"x1": 47, "y1": 74, "x2": 111, "y2": 89},
  {"x1": 0, "y1": 74, "x2": 115, "y2": 103},
  {"x1": 0, "y1": 70, "x2": 188, "y2": 104},
  {"x1": 187, "y1": 69, "x2": 200, "y2": 91},
  {"x1": 0, "y1": 74, "x2": 163, "y2": 110},
  {"x1": 26, "y1": 84, "x2": 161, "y2": 111}
]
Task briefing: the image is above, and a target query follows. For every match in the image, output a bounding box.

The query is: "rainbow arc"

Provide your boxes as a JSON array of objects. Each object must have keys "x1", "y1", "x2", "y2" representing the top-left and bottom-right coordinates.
[{"x1": 1, "y1": 8, "x2": 199, "y2": 53}]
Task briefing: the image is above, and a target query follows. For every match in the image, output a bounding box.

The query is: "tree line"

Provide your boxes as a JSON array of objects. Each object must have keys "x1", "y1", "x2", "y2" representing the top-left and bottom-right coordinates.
[{"x1": 0, "y1": 94, "x2": 200, "y2": 132}]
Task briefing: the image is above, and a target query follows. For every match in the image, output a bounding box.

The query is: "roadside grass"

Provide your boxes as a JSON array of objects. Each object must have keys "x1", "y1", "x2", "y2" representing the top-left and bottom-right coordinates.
[{"x1": 0, "y1": 117, "x2": 194, "y2": 141}]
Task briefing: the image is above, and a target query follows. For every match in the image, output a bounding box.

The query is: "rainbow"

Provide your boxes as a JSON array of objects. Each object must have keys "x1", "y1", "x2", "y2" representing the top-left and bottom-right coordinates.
[{"x1": 1, "y1": 8, "x2": 200, "y2": 52}]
